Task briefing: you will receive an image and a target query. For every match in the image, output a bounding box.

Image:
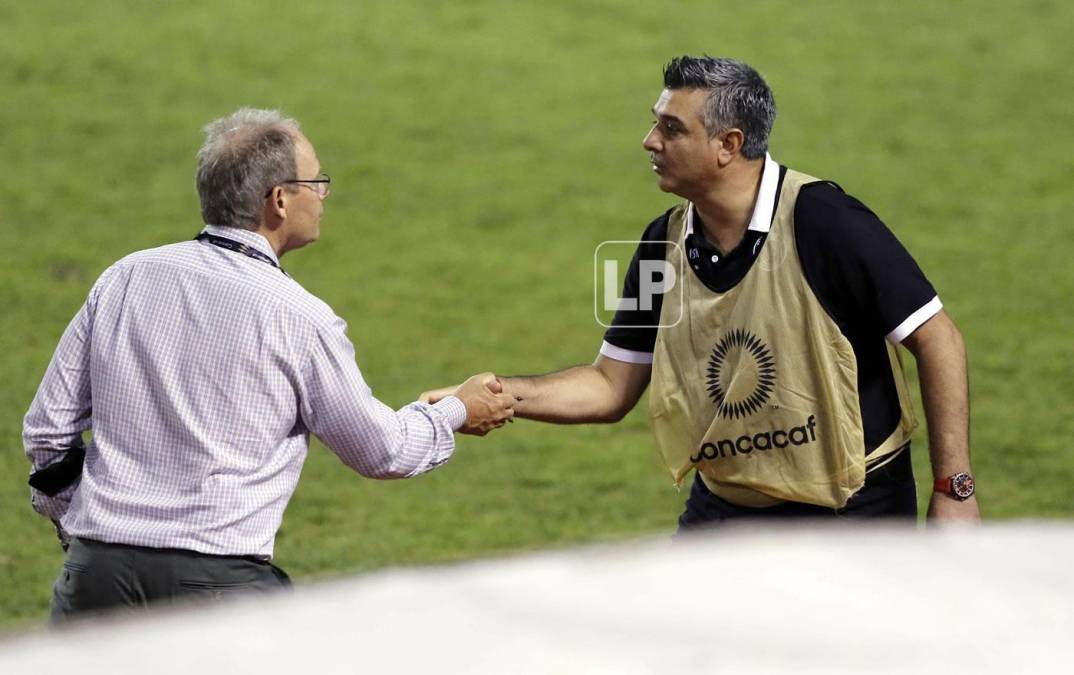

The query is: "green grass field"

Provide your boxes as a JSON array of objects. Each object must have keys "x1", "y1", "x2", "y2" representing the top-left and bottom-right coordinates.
[{"x1": 2, "y1": 0, "x2": 1072, "y2": 629}]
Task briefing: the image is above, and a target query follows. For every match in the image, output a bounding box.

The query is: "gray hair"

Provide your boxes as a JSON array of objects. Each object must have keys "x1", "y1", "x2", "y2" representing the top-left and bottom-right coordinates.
[
  {"x1": 195, "y1": 108, "x2": 301, "y2": 230},
  {"x1": 662, "y1": 56, "x2": 776, "y2": 160}
]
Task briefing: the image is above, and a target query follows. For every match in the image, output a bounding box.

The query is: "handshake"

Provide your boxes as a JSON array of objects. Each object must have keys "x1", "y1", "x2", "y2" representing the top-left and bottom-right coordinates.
[{"x1": 421, "y1": 373, "x2": 517, "y2": 437}]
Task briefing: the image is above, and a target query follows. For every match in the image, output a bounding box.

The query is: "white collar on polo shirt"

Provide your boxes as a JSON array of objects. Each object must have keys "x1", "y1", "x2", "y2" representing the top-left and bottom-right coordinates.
[{"x1": 685, "y1": 153, "x2": 779, "y2": 239}]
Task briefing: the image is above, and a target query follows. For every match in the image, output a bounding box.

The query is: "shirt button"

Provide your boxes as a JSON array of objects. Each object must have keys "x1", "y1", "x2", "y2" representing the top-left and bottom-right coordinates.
[{"x1": 710, "y1": 254, "x2": 720, "y2": 263}]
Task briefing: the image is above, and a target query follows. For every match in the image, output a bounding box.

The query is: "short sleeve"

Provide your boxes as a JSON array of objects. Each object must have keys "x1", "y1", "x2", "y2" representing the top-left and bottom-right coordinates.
[
  {"x1": 601, "y1": 211, "x2": 673, "y2": 357},
  {"x1": 794, "y1": 183, "x2": 939, "y2": 342}
]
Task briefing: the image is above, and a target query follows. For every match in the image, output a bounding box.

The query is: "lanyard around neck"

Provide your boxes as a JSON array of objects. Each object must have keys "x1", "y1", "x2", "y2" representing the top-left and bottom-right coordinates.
[{"x1": 195, "y1": 232, "x2": 288, "y2": 277}]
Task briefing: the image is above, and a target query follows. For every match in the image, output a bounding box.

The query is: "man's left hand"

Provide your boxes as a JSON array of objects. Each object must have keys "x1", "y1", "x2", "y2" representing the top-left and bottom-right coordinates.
[{"x1": 926, "y1": 493, "x2": 981, "y2": 523}]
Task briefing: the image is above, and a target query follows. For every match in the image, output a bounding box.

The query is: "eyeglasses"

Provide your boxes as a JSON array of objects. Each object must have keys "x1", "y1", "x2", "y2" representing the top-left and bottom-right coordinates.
[{"x1": 265, "y1": 173, "x2": 331, "y2": 199}]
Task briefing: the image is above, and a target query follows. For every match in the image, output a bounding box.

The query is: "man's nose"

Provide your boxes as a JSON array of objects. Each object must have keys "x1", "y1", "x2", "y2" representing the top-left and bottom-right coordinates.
[{"x1": 642, "y1": 128, "x2": 660, "y2": 152}]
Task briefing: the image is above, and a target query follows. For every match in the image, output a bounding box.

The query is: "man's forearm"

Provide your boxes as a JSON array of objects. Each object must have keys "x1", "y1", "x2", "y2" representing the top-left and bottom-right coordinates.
[
  {"x1": 911, "y1": 316, "x2": 971, "y2": 478},
  {"x1": 501, "y1": 368, "x2": 613, "y2": 424},
  {"x1": 420, "y1": 356, "x2": 650, "y2": 427},
  {"x1": 502, "y1": 359, "x2": 649, "y2": 424},
  {"x1": 904, "y1": 311, "x2": 979, "y2": 521}
]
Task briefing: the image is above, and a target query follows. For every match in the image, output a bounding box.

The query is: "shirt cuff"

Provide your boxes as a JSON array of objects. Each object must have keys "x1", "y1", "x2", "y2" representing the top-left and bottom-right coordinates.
[
  {"x1": 599, "y1": 341, "x2": 654, "y2": 364},
  {"x1": 31, "y1": 484, "x2": 76, "y2": 522},
  {"x1": 887, "y1": 296, "x2": 943, "y2": 343},
  {"x1": 434, "y1": 396, "x2": 469, "y2": 431}
]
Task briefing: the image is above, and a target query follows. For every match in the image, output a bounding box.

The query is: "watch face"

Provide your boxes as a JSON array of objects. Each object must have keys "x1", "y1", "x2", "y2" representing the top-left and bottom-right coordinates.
[{"x1": 951, "y1": 473, "x2": 975, "y2": 499}]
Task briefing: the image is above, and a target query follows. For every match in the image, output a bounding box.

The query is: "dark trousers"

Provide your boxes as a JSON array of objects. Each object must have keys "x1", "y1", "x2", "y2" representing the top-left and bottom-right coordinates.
[
  {"x1": 50, "y1": 537, "x2": 292, "y2": 624},
  {"x1": 678, "y1": 445, "x2": 918, "y2": 532}
]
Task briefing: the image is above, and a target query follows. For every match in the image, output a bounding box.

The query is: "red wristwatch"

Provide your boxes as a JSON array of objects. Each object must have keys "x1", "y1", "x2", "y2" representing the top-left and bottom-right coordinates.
[{"x1": 934, "y1": 472, "x2": 975, "y2": 500}]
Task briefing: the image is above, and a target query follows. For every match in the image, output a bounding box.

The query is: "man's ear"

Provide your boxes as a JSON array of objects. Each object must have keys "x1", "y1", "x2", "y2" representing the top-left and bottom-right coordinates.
[
  {"x1": 265, "y1": 186, "x2": 287, "y2": 222},
  {"x1": 715, "y1": 128, "x2": 745, "y2": 166}
]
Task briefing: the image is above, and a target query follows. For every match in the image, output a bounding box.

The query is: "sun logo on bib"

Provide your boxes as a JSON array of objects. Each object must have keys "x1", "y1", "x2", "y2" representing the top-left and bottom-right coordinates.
[{"x1": 706, "y1": 329, "x2": 777, "y2": 419}]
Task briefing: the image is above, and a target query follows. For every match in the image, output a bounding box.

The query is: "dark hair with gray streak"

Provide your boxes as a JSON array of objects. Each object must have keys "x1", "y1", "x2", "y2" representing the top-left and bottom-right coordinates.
[
  {"x1": 196, "y1": 108, "x2": 301, "y2": 230},
  {"x1": 663, "y1": 56, "x2": 776, "y2": 160}
]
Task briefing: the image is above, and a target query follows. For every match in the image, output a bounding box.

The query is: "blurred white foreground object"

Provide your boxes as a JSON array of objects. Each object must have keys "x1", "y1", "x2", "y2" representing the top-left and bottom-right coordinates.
[{"x1": 1, "y1": 524, "x2": 1071, "y2": 674}]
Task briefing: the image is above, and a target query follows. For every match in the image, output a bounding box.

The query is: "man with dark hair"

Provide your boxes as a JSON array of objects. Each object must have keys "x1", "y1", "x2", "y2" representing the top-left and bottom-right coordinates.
[
  {"x1": 25, "y1": 108, "x2": 515, "y2": 621},
  {"x1": 424, "y1": 56, "x2": 979, "y2": 526}
]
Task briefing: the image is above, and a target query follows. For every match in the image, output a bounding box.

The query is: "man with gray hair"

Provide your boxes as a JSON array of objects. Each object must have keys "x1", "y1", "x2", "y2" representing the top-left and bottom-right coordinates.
[
  {"x1": 424, "y1": 55, "x2": 979, "y2": 526},
  {"x1": 24, "y1": 108, "x2": 515, "y2": 621}
]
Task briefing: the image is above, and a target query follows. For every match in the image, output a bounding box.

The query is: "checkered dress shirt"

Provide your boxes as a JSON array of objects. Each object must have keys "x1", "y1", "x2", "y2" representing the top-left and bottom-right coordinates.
[{"x1": 24, "y1": 225, "x2": 466, "y2": 558}]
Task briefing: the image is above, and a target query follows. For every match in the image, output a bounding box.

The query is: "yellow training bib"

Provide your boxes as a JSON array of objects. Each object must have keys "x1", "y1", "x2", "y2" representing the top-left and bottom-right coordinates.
[{"x1": 649, "y1": 170, "x2": 916, "y2": 508}]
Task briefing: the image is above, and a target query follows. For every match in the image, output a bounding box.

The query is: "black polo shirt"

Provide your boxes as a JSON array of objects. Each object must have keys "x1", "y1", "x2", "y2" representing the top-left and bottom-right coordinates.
[{"x1": 602, "y1": 163, "x2": 939, "y2": 455}]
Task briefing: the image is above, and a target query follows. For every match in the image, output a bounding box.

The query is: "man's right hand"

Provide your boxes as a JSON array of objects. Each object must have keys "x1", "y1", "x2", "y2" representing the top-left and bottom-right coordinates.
[{"x1": 448, "y1": 373, "x2": 515, "y2": 436}]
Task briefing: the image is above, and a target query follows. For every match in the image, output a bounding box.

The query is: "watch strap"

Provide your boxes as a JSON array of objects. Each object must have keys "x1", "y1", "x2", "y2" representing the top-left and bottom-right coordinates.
[{"x1": 933, "y1": 477, "x2": 952, "y2": 495}]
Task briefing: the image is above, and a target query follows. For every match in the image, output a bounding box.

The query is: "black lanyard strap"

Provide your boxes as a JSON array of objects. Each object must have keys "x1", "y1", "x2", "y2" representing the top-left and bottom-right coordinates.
[{"x1": 195, "y1": 232, "x2": 288, "y2": 277}]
